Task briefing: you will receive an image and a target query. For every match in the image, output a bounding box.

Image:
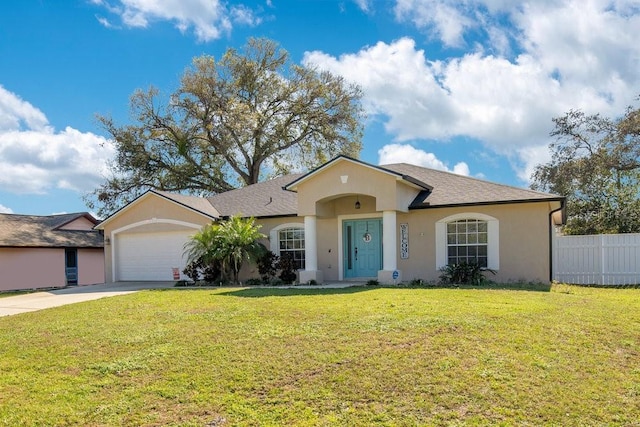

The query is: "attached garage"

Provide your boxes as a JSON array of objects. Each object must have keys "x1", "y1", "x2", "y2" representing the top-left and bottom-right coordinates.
[
  {"x1": 115, "y1": 230, "x2": 194, "y2": 281},
  {"x1": 96, "y1": 191, "x2": 220, "y2": 282}
]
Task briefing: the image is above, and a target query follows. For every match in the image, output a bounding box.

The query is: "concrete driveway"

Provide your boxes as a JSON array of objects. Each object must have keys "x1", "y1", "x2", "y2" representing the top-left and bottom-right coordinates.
[{"x1": 0, "y1": 282, "x2": 175, "y2": 317}]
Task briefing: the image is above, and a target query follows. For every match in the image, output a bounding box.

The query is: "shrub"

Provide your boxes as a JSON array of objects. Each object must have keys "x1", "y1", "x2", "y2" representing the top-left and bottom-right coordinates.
[
  {"x1": 277, "y1": 253, "x2": 297, "y2": 284},
  {"x1": 366, "y1": 279, "x2": 380, "y2": 286},
  {"x1": 244, "y1": 278, "x2": 264, "y2": 287},
  {"x1": 439, "y1": 262, "x2": 495, "y2": 286},
  {"x1": 257, "y1": 251, "x2": 279, "y2": 282}
]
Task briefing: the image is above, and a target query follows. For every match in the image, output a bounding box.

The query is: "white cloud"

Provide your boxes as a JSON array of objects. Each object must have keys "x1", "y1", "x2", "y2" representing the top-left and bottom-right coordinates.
[
  {"x1": 0, "y1": 204, "x2": 13, "y2": 214},
  {"x1": 395, "y1": 0, "x2": 473, "y2": 47},
  {"x1": 93, "y1": 0, "x2": 261, "y2": 41},
  {"x1": 0, "y1": 87, "x2": 115, "y2": 195},
  {"x1": 353, "y1": 0, "x2": 371, "y2": 13},
  {"x1": 378, "y1": 144, "x2": 470, "y2": 176},
  {"x1": 304, "y1": 1, "x2": 640, "y2": 182}
]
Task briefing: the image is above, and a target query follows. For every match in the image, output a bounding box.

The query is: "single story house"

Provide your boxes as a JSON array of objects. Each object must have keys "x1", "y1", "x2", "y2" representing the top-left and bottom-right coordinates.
[
  {"x1": 95, "y1": 156, "x2": 565, "y2": 285},
  {"x1": 0, "y1": 212, "x2": 105, "y2": 291}
]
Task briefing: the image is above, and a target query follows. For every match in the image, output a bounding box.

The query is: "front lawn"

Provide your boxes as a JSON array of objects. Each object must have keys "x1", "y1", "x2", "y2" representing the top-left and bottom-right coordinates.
[{"x1": 0, "y1": 285, "x2": 638, "y2": 426}]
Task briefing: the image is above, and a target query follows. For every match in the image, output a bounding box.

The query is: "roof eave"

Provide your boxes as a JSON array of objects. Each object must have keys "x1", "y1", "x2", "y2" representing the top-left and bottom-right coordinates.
[
  {"x1": 408, "y1": 196, "x2": 567, "y2": 210},
  {"x1": 94, "y1": 190, "x2": 219, "y2": 230}
]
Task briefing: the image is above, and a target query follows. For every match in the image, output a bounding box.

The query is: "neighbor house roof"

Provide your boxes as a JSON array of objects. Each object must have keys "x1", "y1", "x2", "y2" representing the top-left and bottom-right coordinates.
[{"x1": 0, "y1": 213, "x2": 103, "y2": 248}]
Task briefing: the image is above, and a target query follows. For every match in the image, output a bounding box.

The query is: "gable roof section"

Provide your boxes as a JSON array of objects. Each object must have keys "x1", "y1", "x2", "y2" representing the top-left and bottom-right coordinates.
[
  {"x1": 0, "y1": 213, "x2": 104, "y2": 248},
  {"x1": 207, "y1": 174, "x2": 303, "y2": 218},
  {"x1": 284, "y1": 155, "x2": 433, "y2": 192},
  {"x1": 94, "y1": 158, "x2": 563, "y2": 223},
  {"x1": 382, "y1": 163, "x2": 563, "y2": 207},
  {"x1": 95, "y1": 190, "x2": 221, "y2": 230}
]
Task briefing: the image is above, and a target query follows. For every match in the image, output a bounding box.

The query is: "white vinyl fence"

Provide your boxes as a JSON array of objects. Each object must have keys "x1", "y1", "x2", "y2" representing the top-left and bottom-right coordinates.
[{"x1": 553, "y1": 233, "x2": 640, "y2": 285}]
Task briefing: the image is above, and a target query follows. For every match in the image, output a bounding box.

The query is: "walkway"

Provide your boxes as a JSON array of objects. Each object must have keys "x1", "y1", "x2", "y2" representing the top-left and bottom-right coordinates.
[{"x1": 0, "y1": 282, "x2": 175, "y2": 317}]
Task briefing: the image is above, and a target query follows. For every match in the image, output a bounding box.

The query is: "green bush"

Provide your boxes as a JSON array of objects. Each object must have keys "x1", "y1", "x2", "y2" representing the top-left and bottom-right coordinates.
[
  {"x1": 439, "y1": 262, "x2": 495, "y2": 286},
  {"x1": 244, "y1": 278, "x2": 264, "y2": 287},
  {"x1": 277, "y1": 253, "x2": 297, "y2": 284}
]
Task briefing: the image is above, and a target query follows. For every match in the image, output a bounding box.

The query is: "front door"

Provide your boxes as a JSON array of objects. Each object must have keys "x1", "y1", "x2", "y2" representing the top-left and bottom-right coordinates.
[{"x1": 343, "y1": 219, "x2": 382, "y2": 279}]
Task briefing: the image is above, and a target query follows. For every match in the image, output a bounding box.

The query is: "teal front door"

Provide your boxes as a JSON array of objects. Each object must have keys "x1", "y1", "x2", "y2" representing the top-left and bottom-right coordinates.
[{"x1": 343, "y1": 219, "x2": 382, "y2": 278}]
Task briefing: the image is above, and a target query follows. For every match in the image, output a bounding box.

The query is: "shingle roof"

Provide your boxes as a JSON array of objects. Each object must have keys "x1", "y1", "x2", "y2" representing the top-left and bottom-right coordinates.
[
  {"x1": 101, "y1": 159, "x2": 562, "y2": 222},
  {"x1": 153, "y1": 191, "x2": 221, "y2": 218},
  {"x1": 207, "y1": 174, "x2": 303, "y2": 217},
  {"x1": 381, "y1": 163, "x2": 562, "y2": 207},
  {"x1": 0, "y1": 213, "x2": 103, "y2": 248}
]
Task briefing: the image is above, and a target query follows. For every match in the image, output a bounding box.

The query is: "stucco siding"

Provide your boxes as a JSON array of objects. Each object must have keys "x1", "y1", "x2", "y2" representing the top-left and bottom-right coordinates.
[
  {"x1": 0, "y1": 248, "x2": 66, "y2": 291},
  {"x1": 59, "y1": 216, "x2": 96, "y2": 231},
  {"x1": 296, "y1": 162, "x2": 413, "y2": 215},
  {"x1": 397, "y1": 202, "x2": 552, "y2": 283},
  {"x1": 77, "y1": 248, "x2": 105, "y2": 285}
]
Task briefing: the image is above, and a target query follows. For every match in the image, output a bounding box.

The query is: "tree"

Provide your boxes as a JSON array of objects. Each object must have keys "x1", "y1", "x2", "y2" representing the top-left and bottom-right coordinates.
[
  {"x1": 88, "y1": 37, "x2": 364, "y2": 217},
  {"x1": 531, "y1": 100, "x2": 640, "y2": 234},
  {"x1": 184, "y1": 216, "x2": 266, "y2": 284}
]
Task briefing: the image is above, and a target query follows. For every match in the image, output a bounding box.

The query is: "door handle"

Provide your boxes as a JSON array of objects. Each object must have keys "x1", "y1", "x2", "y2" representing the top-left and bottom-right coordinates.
[{"x1": 355, "y1": 247, "x2": 358, "y2": 261}]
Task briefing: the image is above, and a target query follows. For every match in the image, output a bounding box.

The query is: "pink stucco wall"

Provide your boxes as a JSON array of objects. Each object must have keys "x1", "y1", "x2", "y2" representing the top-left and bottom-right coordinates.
[
  {"x1": 0, "y1": 247, "x2": 105, "y2": 291},
  {"x1": 77, "y1": 248, "x2": 105, "y2": 285},
  {"x1": 0, "y1": 248, "x2": 66, "y2": 291}
]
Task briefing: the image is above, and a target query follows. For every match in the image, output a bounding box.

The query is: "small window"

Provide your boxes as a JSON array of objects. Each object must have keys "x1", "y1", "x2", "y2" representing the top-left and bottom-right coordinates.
[
  {"x1": 278, "y1": 228, "x2": 305, "y2": 270},
  {"x1": 446, "y1": 219, "x2": 489, "y2": 267}
]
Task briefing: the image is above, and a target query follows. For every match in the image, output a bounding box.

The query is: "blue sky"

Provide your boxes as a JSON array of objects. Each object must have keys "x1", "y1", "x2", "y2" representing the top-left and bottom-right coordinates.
[{"x1": 1, "y1": 0, "x2": 638, "y2": 216}]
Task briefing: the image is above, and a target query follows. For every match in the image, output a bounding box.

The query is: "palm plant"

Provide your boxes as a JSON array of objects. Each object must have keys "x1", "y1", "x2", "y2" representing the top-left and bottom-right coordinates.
[{"x1": 184, "y1": 216, "x2": 266, "y2": 284}]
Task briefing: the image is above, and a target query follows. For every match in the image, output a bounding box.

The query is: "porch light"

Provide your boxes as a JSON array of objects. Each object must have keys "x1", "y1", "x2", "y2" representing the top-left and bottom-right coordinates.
[{"x1": 355, "y1": 196, "x2": 361, "y2": 210}]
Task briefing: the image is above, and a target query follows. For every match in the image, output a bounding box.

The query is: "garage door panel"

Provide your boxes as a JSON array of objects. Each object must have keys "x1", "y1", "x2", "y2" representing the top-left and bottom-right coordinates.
[{"x1": 116, "y1": 231, "x2": 193, "y2": 281}]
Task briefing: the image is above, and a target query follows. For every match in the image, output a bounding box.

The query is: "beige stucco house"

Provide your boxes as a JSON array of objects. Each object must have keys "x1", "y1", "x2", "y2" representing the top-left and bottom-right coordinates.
[
  {"x1": 0, "y1": 213, "x2": 105, "y2": 291},
  {"x1": 95, "y1": 156, "x2": 565, "y2": 284}
]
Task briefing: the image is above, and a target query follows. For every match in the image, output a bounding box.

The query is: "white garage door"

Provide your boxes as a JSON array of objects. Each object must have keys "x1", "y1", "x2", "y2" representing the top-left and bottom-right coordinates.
[{"x1": 116, "y1": 230, "x2": 193, "y2": 281}]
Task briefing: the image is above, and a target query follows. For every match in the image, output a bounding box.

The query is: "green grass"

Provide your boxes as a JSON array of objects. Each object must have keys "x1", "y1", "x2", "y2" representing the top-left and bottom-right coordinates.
[{"x1": 1, "y1": 285, "x2": 639, "y2": 426}]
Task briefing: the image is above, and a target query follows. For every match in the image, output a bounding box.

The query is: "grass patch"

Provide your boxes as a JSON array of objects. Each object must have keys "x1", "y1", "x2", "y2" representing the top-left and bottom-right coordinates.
[{"x1": 1, "y1": 284, "x2": 639, "y2": 425}]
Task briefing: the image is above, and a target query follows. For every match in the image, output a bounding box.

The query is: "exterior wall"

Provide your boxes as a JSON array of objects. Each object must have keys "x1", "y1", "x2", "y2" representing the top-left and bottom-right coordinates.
[
  {"x1": 239, "y1": 217, "x2": 304, "y2": 281},
  {"x1": 295, "y1": 161, "x2": 417, "y2": 215},
  {"x1": 100, "y1": 195, "x2": 213, "y2": 282},
  {"x1": 397, "y1": 202, "x2": 552, "y2": 284},
  {"x1": 0, "y1": 248, "x2": 66, "y2": 291},
  {"x1": 59, "y1": 217, "x2": 96, "y2": 230},
  {"x1": 77, "y1": 248, "x2": 105, "y2": 285}
]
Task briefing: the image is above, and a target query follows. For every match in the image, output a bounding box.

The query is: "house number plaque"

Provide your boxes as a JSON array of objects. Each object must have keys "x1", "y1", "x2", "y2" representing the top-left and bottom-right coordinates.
[
  {"x1": 362, "y1": 233, "x2": 372, "y2": 243},
  {"x1": 400, "y1": 223, "x2": 409, "y2": 259}
]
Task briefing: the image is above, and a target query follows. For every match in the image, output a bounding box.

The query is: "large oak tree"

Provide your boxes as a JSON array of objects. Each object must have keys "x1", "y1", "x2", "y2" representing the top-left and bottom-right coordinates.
[
  {"x1": 88, "y1": 38, "x2": 364, "y2": 217},
  {"x1": 531, "y1": 99, "x2": 640, "y2": 234}
]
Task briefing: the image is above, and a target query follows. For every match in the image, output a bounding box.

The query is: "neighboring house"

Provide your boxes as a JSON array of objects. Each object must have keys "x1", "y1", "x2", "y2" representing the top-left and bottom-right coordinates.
[
  {"x1": 95, "y1": 156, "x2": 565, "y2": 284},
  {"x1": 0, "y1": 213, "x2": 105, "y2": 291}
]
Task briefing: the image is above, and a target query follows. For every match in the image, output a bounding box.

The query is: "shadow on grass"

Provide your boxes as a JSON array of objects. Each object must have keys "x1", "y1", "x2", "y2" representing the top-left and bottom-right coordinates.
[{"x1": 218, "y1": 286, "x2": 374, "y2": 298}]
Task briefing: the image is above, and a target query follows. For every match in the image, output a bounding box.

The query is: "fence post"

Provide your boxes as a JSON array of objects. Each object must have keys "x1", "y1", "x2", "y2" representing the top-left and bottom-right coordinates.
[{"x1": 599, "y1": 234, "x2": 605, "y2": 285}]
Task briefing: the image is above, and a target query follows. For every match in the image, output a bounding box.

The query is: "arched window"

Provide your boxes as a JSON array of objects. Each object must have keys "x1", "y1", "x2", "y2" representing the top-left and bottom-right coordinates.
[
  {"x1": 436, "y1": 213, "x2": 499, "y2": 270},
  {"x1": 270, "y1": 223, "x2": 305, "y2": 270}
]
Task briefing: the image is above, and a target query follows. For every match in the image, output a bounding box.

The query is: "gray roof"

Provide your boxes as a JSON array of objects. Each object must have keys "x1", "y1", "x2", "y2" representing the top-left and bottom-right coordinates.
[
  {"x1": 381, "y1": 163, "x2": 562, "y2": 207},
  {"x1": 102, "y1": 158, "x2": 562, "y2": 222},
  {"x1": 206, "y1": 174, "x2": 303, "y2": 217},
  {"x1": 197, "y1": 162, "x2": 559, "y2": 217},
  {"x1": 0, "y1": 213, "x2": 103, "y2": 248},
  {"x1": 153, "y1": 191, "x2": 221, "y2": 218}
]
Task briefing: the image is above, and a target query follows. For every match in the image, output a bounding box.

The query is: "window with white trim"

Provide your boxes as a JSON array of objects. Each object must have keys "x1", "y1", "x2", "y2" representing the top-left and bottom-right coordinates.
[
  {"x1": 447, "y1": 219, "x2": 488, "y2": 267},
  {"x1": 270, "y1": 224, "x2": 306, "y2": 270},
  {"x1": 435, "y1": 213, "x2": 499, "y2": 270},
  {"x1": 278, "y1": 228, "x2": 305, "y2": 270}
]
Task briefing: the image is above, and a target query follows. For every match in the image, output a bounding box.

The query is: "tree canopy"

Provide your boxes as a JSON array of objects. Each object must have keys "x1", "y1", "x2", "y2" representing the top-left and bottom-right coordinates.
[
  {"x1": 531, "y1": 99, "x2": 640, "y2": 234},
  {"x1": 88, "y1": 38, "x2": 364, "y2": 217}
]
